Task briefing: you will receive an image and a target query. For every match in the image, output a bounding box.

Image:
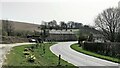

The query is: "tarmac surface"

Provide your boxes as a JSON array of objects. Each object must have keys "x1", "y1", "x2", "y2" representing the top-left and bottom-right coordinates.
[{"x1": 50, "y1": 41, "x2": 119, "y2": 67}]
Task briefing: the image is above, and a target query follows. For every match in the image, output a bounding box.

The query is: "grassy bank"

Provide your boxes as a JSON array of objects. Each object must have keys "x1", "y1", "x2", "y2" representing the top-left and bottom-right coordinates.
[
  {"x1": 3, "y1": 43, "x2": 77, "y2": 68},
  {"x1": 71, "y1": 43, "x2": 120, "y2": 63}
]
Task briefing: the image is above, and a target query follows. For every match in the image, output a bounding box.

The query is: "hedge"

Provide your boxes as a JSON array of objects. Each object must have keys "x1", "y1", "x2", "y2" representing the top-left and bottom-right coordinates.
[
  {"x1": 2, "y1": 36, "x2": 29, "y2": 44},
  {"x1": 81, "y1": 42, "x2": 120, "y2": 58}
]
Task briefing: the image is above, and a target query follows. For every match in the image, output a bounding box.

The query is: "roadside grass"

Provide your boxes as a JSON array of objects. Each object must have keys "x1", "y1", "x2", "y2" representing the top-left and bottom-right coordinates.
[
  {"x1": 71, "y1": 43, "x2": 120, "y2": 63},
  {"x1": 3, "y1": 43, "x2": 77, "y2": 68}
]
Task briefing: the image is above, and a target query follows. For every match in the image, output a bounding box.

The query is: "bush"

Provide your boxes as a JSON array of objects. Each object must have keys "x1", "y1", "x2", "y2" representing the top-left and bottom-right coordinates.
[
  {"x1": 81, "y1": 42, "x2": 120, "y2": 58},
  {"x1": 78, "y1": 36, "x2": 87, "y2": 44},
  {"x1": 116, "y1": 33, "x2": 120, "y2": 42}
]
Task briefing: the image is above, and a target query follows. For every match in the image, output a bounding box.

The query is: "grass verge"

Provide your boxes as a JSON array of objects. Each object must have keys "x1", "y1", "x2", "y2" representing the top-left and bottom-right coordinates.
[
  {"x1": 3, "y1": 43, "x2": 77, "y2": 68},
  {"x1": 71, "y1": 43, "x2": 120, "y2": 63}
]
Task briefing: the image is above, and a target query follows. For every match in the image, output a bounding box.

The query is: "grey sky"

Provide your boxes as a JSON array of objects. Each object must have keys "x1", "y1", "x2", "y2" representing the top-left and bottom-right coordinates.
[{"x1": 1, "y1": 0, "x2": 120, "y2": 25}]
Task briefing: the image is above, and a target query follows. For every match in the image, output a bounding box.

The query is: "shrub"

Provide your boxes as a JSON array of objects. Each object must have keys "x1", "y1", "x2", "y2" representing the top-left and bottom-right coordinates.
[
  {"x1": 78, "y1": 36, "x2": 87, "y2": 44},
  {"x1": 81, "y1": 42, "x2": 120, "y2": 58},
  {"x1": 116, "y1": 33, "x2": 120, "y2": 42}
]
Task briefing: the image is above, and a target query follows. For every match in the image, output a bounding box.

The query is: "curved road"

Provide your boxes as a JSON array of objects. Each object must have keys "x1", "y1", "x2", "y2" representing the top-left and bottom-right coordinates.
[{"x1": 50, "y1": 41, "x2": 119, "y2": 66}]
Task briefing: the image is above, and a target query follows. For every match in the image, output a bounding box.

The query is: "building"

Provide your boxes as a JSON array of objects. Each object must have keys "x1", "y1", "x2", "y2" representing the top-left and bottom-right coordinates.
[
  {"x1": 46, "y1": 29, "x2": 77, "y2": 41},
  {"x1": 35, "y1": 29, "x2": 77, "y2": 41},
  {"x1": 93, "y1": 34, "x2": 105, "y2": 43}
]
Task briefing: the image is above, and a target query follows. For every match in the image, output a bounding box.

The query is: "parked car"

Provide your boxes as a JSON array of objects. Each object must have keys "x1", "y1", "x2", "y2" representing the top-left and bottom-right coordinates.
[{"x1": 29, "y1": 38, "x2": 37, "y2": 42}]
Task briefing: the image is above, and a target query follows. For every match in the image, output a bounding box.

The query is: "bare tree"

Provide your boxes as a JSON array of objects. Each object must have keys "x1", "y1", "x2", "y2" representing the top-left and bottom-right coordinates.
[
  {"x1": 2, "y1": 20, "x2": 14, "y2": 36},
  {"x1": 39, "y1": 21, "x2": 49, "y2": 42},
  {"x1": 95, "y1": 8, "x2": 120, "y2": 42}
]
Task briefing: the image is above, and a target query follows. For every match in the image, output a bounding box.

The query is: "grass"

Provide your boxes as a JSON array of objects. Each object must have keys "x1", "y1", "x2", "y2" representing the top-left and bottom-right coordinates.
[
  {"x1": 3, "y1": 43, "x2": 77, "y2": 68},
  {"x1": 71, "y1": 43, "x2": 120, "y2": 63}
]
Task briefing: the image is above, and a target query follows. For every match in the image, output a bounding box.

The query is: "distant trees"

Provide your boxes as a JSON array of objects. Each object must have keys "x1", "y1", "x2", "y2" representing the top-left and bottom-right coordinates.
[
  {"x1": 39, "y1": 20, "x2": 84, "y2": 41},
  {"x1": 48, "y1": 20, "x2": 57, "y2": 27},
  {"x1": 67, "y1": 21, "x2": 75, "y2": 28},
  {"x1": 67, "y1": 21, "x2": 83, "y2": 29},
  {"x1": 60, "y1": 21, "x2": 67, "y2": 30},
  {"x1": 40, "y1": 20, "x2": 83, "y2": 30},
  {"x1": 95, "y1": 8, "x2": 120, "y2": 42},
  {"x1": 48, "y1": 20, "x2": 57, "y2": 30},
  {"x1": 40, "y1": 20, "x2": 58, "y2": 30},
  {"x1": 74, "y1": 22, "x2": 83, "y2": 28}
]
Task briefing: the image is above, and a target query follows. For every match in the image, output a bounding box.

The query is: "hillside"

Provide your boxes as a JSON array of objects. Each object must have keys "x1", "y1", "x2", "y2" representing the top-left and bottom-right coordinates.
[
  {"x1": 1, "y1": 20, "x2": 40, "y2": 32},
  {"x1": 1, "y1": 20, "x2": 40, "y2": 43}
]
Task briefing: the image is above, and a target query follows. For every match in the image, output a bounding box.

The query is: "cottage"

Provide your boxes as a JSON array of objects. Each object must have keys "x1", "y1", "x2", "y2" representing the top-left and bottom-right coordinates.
[{"x1": 93, "y1": 34, "x2": 105, "y2": 43}]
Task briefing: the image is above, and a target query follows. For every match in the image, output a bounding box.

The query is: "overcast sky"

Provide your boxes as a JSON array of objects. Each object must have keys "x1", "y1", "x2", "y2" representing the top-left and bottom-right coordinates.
[{"x1": 1, "y1": 0, "x2": 120, "y2": 25}]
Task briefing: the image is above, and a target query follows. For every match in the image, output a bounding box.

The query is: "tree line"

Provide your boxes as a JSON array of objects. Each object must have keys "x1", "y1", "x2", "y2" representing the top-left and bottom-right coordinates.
[{"x1": 39, "y1": 20, "x2": 83, "y2": 30}]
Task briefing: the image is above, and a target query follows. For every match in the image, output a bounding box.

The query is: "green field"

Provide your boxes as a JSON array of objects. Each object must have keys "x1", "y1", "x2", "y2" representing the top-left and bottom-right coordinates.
[
  {"x1": 3, "y1": 43, "x2": 77, "y2": 68},
  {"x1": 71, "y1": 43, "x2": 120, "y2": 63}
]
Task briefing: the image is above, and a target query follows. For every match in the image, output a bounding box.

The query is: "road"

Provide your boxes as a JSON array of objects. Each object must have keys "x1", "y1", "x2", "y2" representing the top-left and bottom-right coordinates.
[
  {"x1": 50, "y1": 41, "x2": 119, "y2": 66},
  {"x1": 0, "y1": 43, "x2": 35, "y2": 68}
]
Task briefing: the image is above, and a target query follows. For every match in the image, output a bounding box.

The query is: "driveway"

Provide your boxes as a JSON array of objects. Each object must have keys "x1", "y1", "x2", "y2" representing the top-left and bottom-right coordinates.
[
  {"x1": 0, "y1": 43, "x2": 36, "y2": 68},
  {"x1": 50, "y1": 41, "x2": 119, "y2": 67}
]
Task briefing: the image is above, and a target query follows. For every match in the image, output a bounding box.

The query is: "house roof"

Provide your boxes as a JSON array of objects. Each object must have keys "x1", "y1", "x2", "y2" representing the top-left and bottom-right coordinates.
[
  {"x1": 35, "y1": 29, "x2": 74, "y2": 34},
  {"x1": 49, "y1": 30, "x2": 74, "y2": 34}
]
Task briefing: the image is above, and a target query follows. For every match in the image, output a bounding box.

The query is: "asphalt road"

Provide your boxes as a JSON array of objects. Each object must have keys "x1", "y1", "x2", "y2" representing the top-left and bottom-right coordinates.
[
  {"x1": 0, "y1": 43, "x2": 35, "y2": 68},
  {"x1": 50, "y1": 41, "x2": 119, "y2": 66}
]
